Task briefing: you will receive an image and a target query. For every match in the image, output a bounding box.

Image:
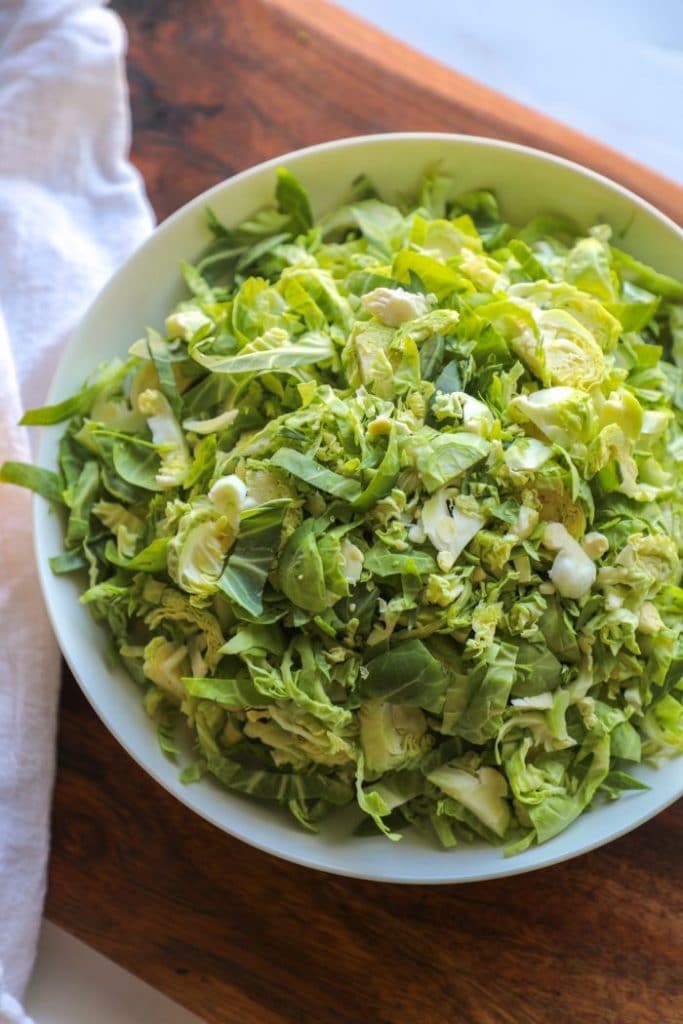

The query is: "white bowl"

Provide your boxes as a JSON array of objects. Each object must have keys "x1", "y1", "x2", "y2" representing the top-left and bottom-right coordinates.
[{"x1": 35, "y1": 133, "x2": 683, "y2": 883}]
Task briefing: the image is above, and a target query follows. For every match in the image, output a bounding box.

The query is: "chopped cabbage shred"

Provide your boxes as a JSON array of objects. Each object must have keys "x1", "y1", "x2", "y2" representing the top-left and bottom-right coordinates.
[{"x1": 4, "y1": 167, "x2": 682, "y2": 853}]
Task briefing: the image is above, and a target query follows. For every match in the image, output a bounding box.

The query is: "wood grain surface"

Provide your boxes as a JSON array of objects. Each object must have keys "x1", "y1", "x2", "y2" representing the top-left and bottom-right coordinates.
[
  {"x1": 46, "y1": 2, "x2": 683, "y2": 1022},
  {"x1": 113, "y1": 0, "x2": 683, "y2": 224}
]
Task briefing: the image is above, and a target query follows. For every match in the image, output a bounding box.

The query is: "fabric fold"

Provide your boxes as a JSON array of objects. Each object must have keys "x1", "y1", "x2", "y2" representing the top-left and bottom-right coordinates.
[{"x1": 0, "y1": 0, "x2": 153, "y2": 1004}]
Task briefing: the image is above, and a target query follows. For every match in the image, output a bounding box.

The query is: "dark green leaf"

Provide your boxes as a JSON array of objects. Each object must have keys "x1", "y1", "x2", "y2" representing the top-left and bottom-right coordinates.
[
  {"x1": 517, "y1": 214, "x2": 580, "y2": 247},
  {"x1": 275, "y1": 167, "x2": 313, "y2": 235},
  {"x1": 508, "y1": 239, "x2": 546, "y2": 280},
  {"x1": 601, "y1": 770, "x2": 650, "y2": 795},
  {"x1": 58, "y1": 433, "x2": 85, "y2": 490},
  {"x1": 352, "y1": 426, "x2": 400, "y2": 511},
  {"x1": 104, "y1": 536, "x2": 170, "y2": 573},
  {"x1": 272, "y1": 447, "x2": 361, "y2": 502},
  {"x1": 611, "y1": 247, "x2": 683, "y2": 300},
  {"x1": 0, "y1": 461, "x2": 64, "y2": 503},
  {"x1": 512, "y1": 642, "x2": 564, "y2": 697},
  {"x1": 191, "y1": 330, "x2": 334, "y2": 375},
  {"x1": 184, "y1": 434, "x2": 217, "y2": 491},
  {"x1": 610, "y1": 721, "x2": 642, "y2": 762},
  {"x1": 49, "y1": 550, "x2": 89, "y2": 574},
  {"x1": 146, "y1": 328, "x2": 182, "y2": 419},
  {"x1": 218, "y1": 499, "x2": 289, "y2": 616},
  {"x1": 450, "y1": 189, "x2": 509, "y2": 249},
  {"x1": 538, "y1": 600, "x2": 581, "y2": 664},
  {"x1": 207, "y1": 753, "x2": 353, "y2": 805},
  {"x1": 183, "y1": 675, "x2": 268, "y2": 706},
  {"x1": 360, "y1": 639, "x2": 449, "y2": 712},
  {"x1": 410, "y1": 430, "x2": 490, "y2": 492},
  {"x1": 393, "y1": 250, "x2": 463, "y2": 300},
  {"x1": 181, "y1": 259, "x2": 215, "y2": 302},
  {"x1": 20, "y1": 359, "x2": 133, "y2": 425},
  {"x1": 277, "y1": 519, "x2": 328, "y2": 613},
  {"x1": 419, "y1": 335, "x2": 445, "y2": 380},
  {"x1": 452, "y1": 642, "x2": 517, "y2": 743},
  {"x1": 64, "y1": 461, "x2": 100, "y2": 546},
  {"x1": 364, "y1": 542, "x2": 436, "y2": 577},
  {"x1": 433, "y1": 360, "x2": 463, "y2": 395},
  {"x1": 112, "y1": 441, "x2": 163, "y2": 491}
]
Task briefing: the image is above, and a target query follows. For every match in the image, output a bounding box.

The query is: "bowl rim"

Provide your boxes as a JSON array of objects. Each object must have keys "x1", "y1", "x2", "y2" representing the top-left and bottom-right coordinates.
[
  {"x1": 35, "y1": 131, "x2": 683, "y2": 884},
  {"x1": 140, "y1": 130, "x2": 683, "y2": 239}
]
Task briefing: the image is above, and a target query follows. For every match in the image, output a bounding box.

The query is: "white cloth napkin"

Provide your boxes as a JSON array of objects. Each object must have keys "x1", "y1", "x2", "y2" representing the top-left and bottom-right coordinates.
[{"x1": 0, "y1": 0, "x2": 153, "y2": 1016}]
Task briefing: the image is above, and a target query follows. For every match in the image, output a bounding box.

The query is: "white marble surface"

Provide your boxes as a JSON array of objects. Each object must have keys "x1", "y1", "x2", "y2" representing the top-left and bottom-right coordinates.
[
  {"x1": 24, "y1": 924, "x2": 203, "y2": 1024},
  {"x1": 338, "y1": 0, "x2": 683, "y2": 183}
]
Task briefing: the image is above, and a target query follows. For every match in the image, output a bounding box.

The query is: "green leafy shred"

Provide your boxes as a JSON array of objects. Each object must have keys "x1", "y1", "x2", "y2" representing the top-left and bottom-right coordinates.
[{"x1": 5, "y1": 167, "x2": 682, "y2": 853}]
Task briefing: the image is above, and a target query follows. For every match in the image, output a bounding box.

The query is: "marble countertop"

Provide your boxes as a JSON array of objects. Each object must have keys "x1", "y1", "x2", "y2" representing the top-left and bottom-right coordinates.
[{"x1": 339, "y1": 0, "x2": 683, "y2": 183}]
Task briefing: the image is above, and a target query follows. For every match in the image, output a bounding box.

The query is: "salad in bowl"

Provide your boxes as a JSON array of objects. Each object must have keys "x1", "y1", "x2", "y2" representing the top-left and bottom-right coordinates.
[{"x1": 4, "y1": 135, "x2": 681, "y2": 880}]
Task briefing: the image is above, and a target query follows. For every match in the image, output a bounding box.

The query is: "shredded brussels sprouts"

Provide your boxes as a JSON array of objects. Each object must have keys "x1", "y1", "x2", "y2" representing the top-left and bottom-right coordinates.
[{"x1": 3, "y1": 166, "x2": 682, "y2": 853}]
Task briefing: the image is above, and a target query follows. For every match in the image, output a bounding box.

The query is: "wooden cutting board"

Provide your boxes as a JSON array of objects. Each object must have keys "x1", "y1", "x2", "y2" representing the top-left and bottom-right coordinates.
[{"x1": 46, "y1": 3, "x2": 683, "y2": 1023}]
